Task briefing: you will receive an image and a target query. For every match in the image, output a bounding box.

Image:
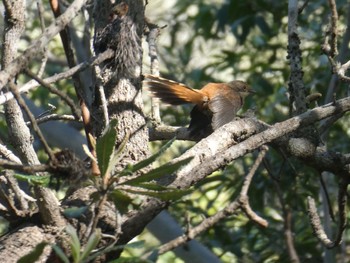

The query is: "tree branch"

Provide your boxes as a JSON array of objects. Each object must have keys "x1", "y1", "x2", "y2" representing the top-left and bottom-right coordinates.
[
  {"x1": 0, "y1": 0, "x2": 89, "y2": 90},
  {"x1": 288, "y1": 0, "x2": 308, "y2": 115},
  {"x1": 0, "y1": 49, "x2": 115, "y2": 105}
]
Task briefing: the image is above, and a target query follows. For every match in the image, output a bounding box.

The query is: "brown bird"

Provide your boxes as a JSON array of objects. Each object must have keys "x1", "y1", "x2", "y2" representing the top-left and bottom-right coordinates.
[{"x1": 143, "y1": 74, "x2": 254, "y2": 139}]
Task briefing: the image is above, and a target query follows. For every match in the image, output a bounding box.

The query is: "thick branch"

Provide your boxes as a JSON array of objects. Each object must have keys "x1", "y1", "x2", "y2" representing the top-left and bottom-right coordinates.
[{"x1": 288, "y1": 0, "x2": 308, "y2": 115}]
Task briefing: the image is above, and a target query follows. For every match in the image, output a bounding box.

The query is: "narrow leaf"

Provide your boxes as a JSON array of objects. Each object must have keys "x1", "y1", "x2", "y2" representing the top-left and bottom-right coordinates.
[
  {"x1": 96, "y1": 119, "x2": 118, "y2": 176},
  {"x1": 123, "y1": 188, "x2": 191, "y2": 201},
  {"x1": 52, "y1": 245, "x2": 70, "y2": 263},
  {"x1": 146, "y1": 249, "x2": 159, "y2": 262},
  {"x1": 85, "y1": 240, "x2": 145, "y2": 262},
  {"x1": 66, "y1": 225, "x2": 81, "y2": 262},
  {"x1": 18, "y1": 242, "x2": 48, "y2": 263},
  {"x1": 119, "y1": 137, "x2": 176, "y2": 176},
  {"x1": 106, "y1": 132, "x2": 129, "y2": 177},
  {"x1": 63, "y1": 206, "x2": 88, "y2": 219},
  {"x1": 80, "y1": 229, "x2": 101, "y2": 261},
  {"x1": 108, "y1": 190, "x2": 133, "y2": 214},
  {"x1": 135, "y1": 183, "x2": 168, "y2": 191},
  {"x1": 109, "y1": 257, "x2": 152, "y2": 263},
  {"x1": 122, "y1": 157, "x2": 193, "y2": 185},
  {"x1": 14, "y1": 173, "x2": 50, "y2": 186}
]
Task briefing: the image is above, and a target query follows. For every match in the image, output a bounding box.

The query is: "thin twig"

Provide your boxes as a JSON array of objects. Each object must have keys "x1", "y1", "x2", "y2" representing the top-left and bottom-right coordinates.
[
  {"x1": 9, "y1": 82, "x2": 56, "y2": 161},
  {"x1": 284, "y1": 209, "x2": 300, "y2": 263},
  {"x1": 25, "y1": 70, "x2": 81, "y2": 119},
  {"x1": 36, "y1": 0, "x2": 48, "y2": 77},
  {"x1": 240, "y1": 146, "x2": 268, "y2": 196},
  {"x1": 143, "y1": 200, "x2": 241, "y2": 259},
  {"x1": 298, "y1": 0, "x2": 310, "y2": 14},
  {"x1": 307, "y1": 181, "x2": 347, "y2": 250},
  {"x1": 0, "y1": 158, "x2": 51, "y2": 173},
  {"x1": 0, "y1": 49, "x2": 115, "y2": 105},
  {"x1": 145, "y1": 20, "x2": 162, "y2": 124},
  {"x1": 27, "y1": 114, "x2": 77, "y2": 125},
  {"x1": 319, "y1": 172, "x2": 335, "y2": 221},
  {"x1": 239, "y1": 146, "x2": 269, "y2": 227},
  {"x1": 333, "y1": 179, "x2": 347, "y2": 246},
  {"x1": 94, "y1": 65, "x2": 109, "y2": 126},
  {"x1": 307, "y1": 196, "x2": 334, "y2": 247}
]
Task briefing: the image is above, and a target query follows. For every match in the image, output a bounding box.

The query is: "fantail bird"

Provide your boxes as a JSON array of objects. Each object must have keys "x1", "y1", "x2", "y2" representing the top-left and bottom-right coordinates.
[{"x1": 143, "y1": 74, "x2": 255, "y2": 139}]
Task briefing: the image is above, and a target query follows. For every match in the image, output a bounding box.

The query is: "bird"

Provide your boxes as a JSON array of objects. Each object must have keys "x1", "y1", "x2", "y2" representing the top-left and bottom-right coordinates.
[{"x1": 143, "y1": 74, "x2": 255, "y2": 139}]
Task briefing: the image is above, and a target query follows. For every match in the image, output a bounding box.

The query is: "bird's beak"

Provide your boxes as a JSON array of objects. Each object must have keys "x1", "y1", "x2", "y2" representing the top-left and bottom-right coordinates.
[{"x1": 248, "y1": 88, "x2": 256, "y2": 94}]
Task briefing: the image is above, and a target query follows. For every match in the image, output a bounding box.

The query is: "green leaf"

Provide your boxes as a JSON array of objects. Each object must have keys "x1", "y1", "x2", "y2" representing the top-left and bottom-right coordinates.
[
  {"x1": 107, "y1": 132, "x2": 129, "y2": 177},
  {"x1": 122, "y1": 157, "x2": 193, "y2": 185},
  {"x1": 63, "y1": 206, "x2": 88, "y2": 219},
  {"x1": 96, "y1": 119, "x2": 118, "y2": 176},
  {"x1": 85, "y1": 240, "x2": 145, "y2": 262},
  {"x1": 66, "y1": 225, "x2": 81, "y2": 263},
  {"x1": 135, "y1": 183, "x2": 168, "y2": 191},
  {"x1": 146, "y1": 249, "x2": 159, "y2": 262},
  {"x1": 14, "y1": 173, "x2": 50, "y2": 186},
  {"x1": 109, "y1": 257, "x2": 152, "y2": 263},
  {"x1": 123, "y1": 187, "x2": 191, "y2": 201},
  {"x1": 80, "y1": 229, "x2": 101, "y2": 261},
  {"x1": 119, "y1": 137, "x2": 176, "y2": 176},
  {"x1": 108, "y1": 190, "x2": 133, "y2": 213},
  {"x1": 124, "y1": 240, "x2": 145, "y2": 249},
  {"x1": 52, "y1": 245, "x2": 70, "y2": 263},
  {"x1": 18, "y1": 242, "x2": 48, "y2": 263}
]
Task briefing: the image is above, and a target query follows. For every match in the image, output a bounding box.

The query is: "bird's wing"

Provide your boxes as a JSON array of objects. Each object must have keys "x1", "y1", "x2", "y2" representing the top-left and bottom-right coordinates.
[
  {"x1": 143, "y1": 74, "x2": 203, "y2": 105},
  {"x1": 209, "y1": 92, "x2": 242, "y2": 130}
]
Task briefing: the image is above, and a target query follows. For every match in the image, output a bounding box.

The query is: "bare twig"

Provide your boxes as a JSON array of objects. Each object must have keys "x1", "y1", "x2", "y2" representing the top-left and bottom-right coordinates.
[
  {"x1": 307, "y1": 179, "x2": 347, "y2": 249},
  {"x1": 29, "y1": 114, "x2": 77, "y2": 125},
  {"x1": 319, "y1": 173, "x2": 335, "y2": 221},
  {"x1": 239, "y1": 146, "x2": 269, "y2": 227},
  {"x1": 94, "y1": 65, "x2": 109, "y2": 126},
  {"x1": 334, "y1": 179, "x2": 347, "y2": 246},
  {"x1": 0, "y1": 49, "x2": 115, "y2": 105},
  {"x1": 240, "y1": 146, "x2": 268, "y2": 196},
  {"x1": 145, "y1": 20, "x2": 162, "y2": 123},
  {"x1": 25, "y1": 70, "x2": 81, "y2": 119},
  {"x1": 144, "y1": 200, "x2": 241, "y2": 258},
  {"x1": 0, "y1": 159, "x2": 51, "y2": 173},
  {"x1": 298, "y1": 0, "x2": 310, "y2": 14},
  {"x1": 285, "y1": 209, "x2": 300, "y2": 263},
  {"x1": 36, "y1": 0, "x2": 48, "y2": 77},
  {"x1": 307, "y1": 197, "x2": 334, "y2": 248},
  {"x1": 9, "y1": 83, "x2": 55, "y2": 161}
]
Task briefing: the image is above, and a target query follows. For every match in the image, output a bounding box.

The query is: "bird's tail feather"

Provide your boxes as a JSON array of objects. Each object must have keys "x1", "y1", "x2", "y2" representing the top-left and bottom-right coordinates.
[{"x1": 143, "y1": 74, "x2": 203, "y2": 105}]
